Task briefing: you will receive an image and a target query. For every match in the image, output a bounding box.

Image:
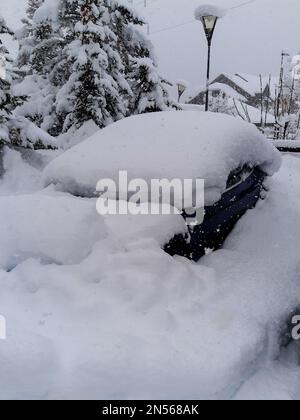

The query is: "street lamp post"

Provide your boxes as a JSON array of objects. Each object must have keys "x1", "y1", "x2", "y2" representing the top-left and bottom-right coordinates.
[
  {"x1": 201, "y1": 15, "x2": 218, "y2": 112},
  {"x1": 195, "y1": 5, "x2": 226, "y2": 111}
]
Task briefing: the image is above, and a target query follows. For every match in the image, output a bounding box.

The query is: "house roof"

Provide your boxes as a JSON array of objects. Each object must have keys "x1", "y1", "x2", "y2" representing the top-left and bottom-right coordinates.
[
  {"x1": 183, "y1": 73, "x2": 279, "y2": 104},
  {"x1": 208, "y1": 82, "x2": 246, "y2": 101},
  {"x1": 220, "y1": 73, "x2": 279, "y2": 99},
  {"x1": 180, "y1": 83, "x2": 206, "y2": 104}
]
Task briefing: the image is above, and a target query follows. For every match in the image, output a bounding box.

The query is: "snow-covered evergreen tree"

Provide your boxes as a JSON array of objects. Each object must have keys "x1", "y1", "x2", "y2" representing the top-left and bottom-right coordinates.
[
  {"x1": 55, "y1": 0, "x2": 175, "y2": 131},
  {"x1": 15, "y1": 0, "x2": 45, "y2": 73},
  {"x1": 55, "y1": 0, "x2": 130, "y2": 131},
  {"x1": 0, "y1": 16, "x2": 25, "y2": 145},
  {"x1": 30, "y1": 4, "x2": 63, "y2": 76},
  {"x1": 15, "y1": 0, "x2": 176, "y2": 137},
  {"x1": 109, "y1": 0, "x2": 175, "y2": 114},
  {"x1": 14, "y1": 0, "x2": 64, "y2": 136},
  {"x1": 49, "y1": 0, "x2": 81, "y2": 89},
  {"x1": 0, "y1": 15, "x2": 13, "y2": 73},
  {"x1": 1, "y1": 14, "x2": 55, "y2": 149}
]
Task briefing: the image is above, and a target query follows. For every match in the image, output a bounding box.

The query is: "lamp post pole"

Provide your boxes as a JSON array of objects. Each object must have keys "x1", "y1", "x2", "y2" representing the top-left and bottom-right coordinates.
[
  {"x1": 205, "y1": 39, "x2": 212, "y2": 111},
  {"x1": 195, "y1": 6, "x2": 225, "y2": 112},
  {"x1": 201, "y1": 16, "x2": 218, "y2": 112}
]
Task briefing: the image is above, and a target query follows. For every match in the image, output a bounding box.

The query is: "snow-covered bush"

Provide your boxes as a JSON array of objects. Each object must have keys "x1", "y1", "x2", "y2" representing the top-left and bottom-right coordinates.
[{"x1": 209, "y1": 91, "x2": 234, "y2": 115}]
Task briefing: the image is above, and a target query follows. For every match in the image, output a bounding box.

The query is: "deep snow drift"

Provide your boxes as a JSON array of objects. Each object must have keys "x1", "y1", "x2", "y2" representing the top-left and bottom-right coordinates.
[
  {"x1": 43, "y1": 112, "x2": 281, "y2": 206},
  {"x1": 0, "y1": 144, "x2": 300, "y2": 399}
]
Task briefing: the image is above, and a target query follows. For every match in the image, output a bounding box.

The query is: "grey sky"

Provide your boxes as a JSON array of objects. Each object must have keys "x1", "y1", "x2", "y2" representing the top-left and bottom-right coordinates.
[
  {"x1": 142, "y1": 0, "x2": 300, "y2": 86},
  {"x1": 2, "y1": 0, "x2": 300, "y2": 87}
]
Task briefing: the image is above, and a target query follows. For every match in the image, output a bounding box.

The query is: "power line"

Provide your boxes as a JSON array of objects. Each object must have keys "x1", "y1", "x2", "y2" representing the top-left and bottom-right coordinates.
[
  {"x1": 230, "y1": 0, "x2": 258, "y2": 10},
  {"x1": 131, "y1": 0, "x2": 261, "y2": 36},
  {"x1": 150, "y1": 19, "x2": 196, "y2": 36},
  {"x1": 132, "y1": 0, "x2": 259, "y2": 10}
]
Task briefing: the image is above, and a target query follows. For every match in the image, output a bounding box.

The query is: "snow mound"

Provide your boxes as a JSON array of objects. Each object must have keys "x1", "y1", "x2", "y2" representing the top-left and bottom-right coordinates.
[
  {"x1": 0, "y1": 147, "x2": 62, "y2": 195},
  {"x1": 0, "y1": 148, "x2": 42, "y2": 195},
  {"x1": 0, "y1": 193, "x2": 107, "y2": 270},
  {"x1": 194, "y1": 4, "x2": 227, "y2": 20},
  {"x1": 1, "y1": 154, "x2": 300, "y2": 399},
  {"x1": 43, "y1": 111, "x2": 281, "y2": 205}
]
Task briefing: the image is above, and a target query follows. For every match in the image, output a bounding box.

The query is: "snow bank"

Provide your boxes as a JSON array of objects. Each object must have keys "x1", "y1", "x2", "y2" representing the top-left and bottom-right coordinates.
[
  {"x1": 0, "y1": 193, "x2": 107, "y2": 270},
  {"x1": 43, "y1": 111, "x2": 281, "y2": 206},
  {"x1": 194, "y1": 4, "x2": 227, "y2": 20},
  {"x1": 57, "y1": 120, "x2": 100, "y2": 150},
  {"x1": 0, "y1": 148, "x2": 42, "y2": 195},
  {"x1": 0, "y1": 150, "x2": 300, "y2": 399},
  {"x1": 1, "y1": 155, "x2": 300, "y2": 399},
  {"x1": 0, "y1": 147, "x2": 61, "y2": 195},
  {"x1": 103, "y1": 211, "x2": 187, "y2": 246},
  {"x1": 234, "y1": 341, "x2": 300, "y2": 400}
]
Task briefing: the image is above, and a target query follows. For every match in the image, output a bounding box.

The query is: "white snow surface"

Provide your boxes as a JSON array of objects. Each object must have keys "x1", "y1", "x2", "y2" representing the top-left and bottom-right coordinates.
[
  {"x1": 0, "y1": 146, "x2": 300, "y2": 399},
  {"x1": 43, "y1": 111, "x2": 281, "y2": 206},
  {"x1": 194, "y1": 4, "x2": 227, "y2": 20}
]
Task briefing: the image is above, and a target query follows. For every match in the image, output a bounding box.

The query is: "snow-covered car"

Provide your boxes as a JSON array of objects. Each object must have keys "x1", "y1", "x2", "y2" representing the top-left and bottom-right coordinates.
[{"x1": 43, "y1": 111, "x2": 281, "y2": 261}]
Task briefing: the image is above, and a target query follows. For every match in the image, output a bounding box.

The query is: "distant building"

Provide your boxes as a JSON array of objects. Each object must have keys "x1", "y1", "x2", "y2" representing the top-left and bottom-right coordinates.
[{"x1": 187, "y1": 73, "x2": 278, "y2": 108}]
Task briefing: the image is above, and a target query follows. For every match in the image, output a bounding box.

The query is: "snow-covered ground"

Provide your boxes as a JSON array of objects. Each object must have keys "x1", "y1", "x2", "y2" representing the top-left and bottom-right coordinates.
[
  {"x1": 0, "y1": 143, "x2": 300, "y2": 400},
  {"x1": 1, "y1": 0, "x2": 300, "y2": 399}
]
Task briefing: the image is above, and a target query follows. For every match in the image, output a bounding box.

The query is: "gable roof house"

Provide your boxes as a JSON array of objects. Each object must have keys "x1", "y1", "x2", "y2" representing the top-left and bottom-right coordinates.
[{"x1": 188, "y1": 73, "x2": 278, "y2": 108}]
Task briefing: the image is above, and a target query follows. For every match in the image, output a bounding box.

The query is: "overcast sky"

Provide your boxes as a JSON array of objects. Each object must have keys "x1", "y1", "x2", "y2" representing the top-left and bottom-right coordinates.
[
  {"x1": 2, "y1": 0, "x2": 300, "y2": 87},
  {"x1": 140, "y1": 0, "x2": 300, "y2": 86}
]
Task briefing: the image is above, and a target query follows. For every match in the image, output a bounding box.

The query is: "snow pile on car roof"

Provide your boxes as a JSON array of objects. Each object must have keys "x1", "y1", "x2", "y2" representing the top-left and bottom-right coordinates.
[{"x1": 43, "y1": 111, "x2": 281, "y2": 205}]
